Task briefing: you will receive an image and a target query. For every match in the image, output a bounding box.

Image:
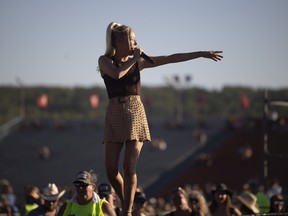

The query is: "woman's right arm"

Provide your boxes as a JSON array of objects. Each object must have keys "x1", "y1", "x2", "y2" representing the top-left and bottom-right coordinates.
[{"x1": 98, "y1": 55, "x2": 139, "y2": 80}]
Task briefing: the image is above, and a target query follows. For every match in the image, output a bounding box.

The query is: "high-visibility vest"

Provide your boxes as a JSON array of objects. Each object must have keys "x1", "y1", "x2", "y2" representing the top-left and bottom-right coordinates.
[
  {"x1": 24, "y1": 203, "x2": 38, "y2": 216},
  {"x1": 63, "y1": 199, "x2": 106, "y2": 216}
]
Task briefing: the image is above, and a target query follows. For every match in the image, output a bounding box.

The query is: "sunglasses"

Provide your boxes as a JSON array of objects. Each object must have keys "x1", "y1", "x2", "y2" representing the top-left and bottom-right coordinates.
[
  {"x1": 74, "y1": 182, "x2": 90, "y2": 188},
  {"x1": 217, "y1": 192, "x2": 227, "y2": 196},
  {"x1": 134, "y1": 198, "x2": 146, "y2": 204},
  {"x1": 44, "y1": 199, "x2": 57, "y2": 203},
  {"x1": 274, "y1": 201, "x2": 284, "y2": 205},
  {"x1": 189, "y1": 198, "x2": 199, "y2": 204}
]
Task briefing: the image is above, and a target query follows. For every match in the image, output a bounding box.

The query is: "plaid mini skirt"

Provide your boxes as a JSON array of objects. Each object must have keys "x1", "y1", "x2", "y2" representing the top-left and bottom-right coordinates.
[{"x1": 103, "y1": 95, "x2": 151, "y2": 143}]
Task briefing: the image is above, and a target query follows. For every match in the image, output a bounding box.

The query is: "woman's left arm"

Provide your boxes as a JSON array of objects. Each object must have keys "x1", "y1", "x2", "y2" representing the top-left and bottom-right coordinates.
[{"x1": 139, "y1": 51, "x2": 223, "y2": 70}]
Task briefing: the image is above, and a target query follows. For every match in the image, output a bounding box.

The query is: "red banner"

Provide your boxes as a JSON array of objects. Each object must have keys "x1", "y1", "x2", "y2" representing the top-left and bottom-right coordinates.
[
  {"x1": 37, "y1": 94, "x2": 48, "y2": 109},
  {"x1": 241, "y1": 95, "x2": 249, "y2": 110},
  {"x1": 90, "y1": 94, "x2": 99, "y2": 109}
]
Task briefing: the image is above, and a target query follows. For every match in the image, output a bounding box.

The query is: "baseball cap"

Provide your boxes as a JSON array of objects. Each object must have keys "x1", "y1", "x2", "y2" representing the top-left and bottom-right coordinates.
[
  {"x1": 73, "y1": 170, "x2": 97, "y2": 185},
  {"x1": 98, "y1": 183, "x2": 113, "y2": 195},
  {"x1": 134, "y1": 191, "x2": 146, "y2": 203}
]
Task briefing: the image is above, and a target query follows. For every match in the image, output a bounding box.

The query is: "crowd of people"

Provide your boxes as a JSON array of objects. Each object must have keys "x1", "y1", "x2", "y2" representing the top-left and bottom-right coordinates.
[{"x1": 1, "y1": 172, "x2": 288, "y2": 216}]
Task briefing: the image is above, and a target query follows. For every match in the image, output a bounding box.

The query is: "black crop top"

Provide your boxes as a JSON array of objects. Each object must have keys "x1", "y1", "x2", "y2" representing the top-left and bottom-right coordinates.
[{"x1": 101, "y1": 57, "x2": 141, "y2": 99}]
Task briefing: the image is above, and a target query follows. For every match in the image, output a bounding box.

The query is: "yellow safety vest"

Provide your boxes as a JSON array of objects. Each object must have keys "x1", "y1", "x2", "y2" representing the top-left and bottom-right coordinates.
[
  {"x1": 63, "y1": 199, "x2": 106, "y2": 216},
  {"x1": 24, "y1": 203, "x2": 38, "y2": 216}
]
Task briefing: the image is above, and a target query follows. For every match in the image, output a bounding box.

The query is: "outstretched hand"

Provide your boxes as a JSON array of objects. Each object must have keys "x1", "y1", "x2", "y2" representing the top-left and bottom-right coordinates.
[{"x1": 203, "y1": 51, "x2": 223, "y2": 62}]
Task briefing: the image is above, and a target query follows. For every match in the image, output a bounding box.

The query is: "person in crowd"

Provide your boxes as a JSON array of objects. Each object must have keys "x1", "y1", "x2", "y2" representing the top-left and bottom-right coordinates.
[
  {"x1": 132, "y1": 191, "x2": 147, "y2": 216},
  {"x1": 188, "y1": 190, "x2": 211, "y2": 216},
  {"x1": 246, "y1": 179, "x2": 270, "y2": 213},
  {"x1": 209, "y1": 183, "x2": 241, "y2": 216},
  {"x1": 266, "y1": 178, "x2": 283, "y2": 198},
  {"x1": 149, "y1": 197, "x2": 172, "y2": 216},
  {"x1": 98, "y1": 183, "x2": 121, "y2": 216},
  {"x1": 0, "y1": 179, "x2": 20, "y2": 216},
  {"x1": 164, "y1": 187, "x2": 191, "y2": 216},
  {"x1": 237, "y1": 191, "x2": 259, "y2": 215},
  {"x1": 98, "y1": 21, "x2": 223, "y2": 216},
  {"x1": 268, "y1": 194, "x2": 285, "y2": 214},
  {"x1": 0, "y1": 196, "x2": 13, "y2": 216},
  {"x1": 202, "y1": 183, "x2": 216, "y2": 205},
  {"x1": 23, "y1": 185, "x2": 41, "y2": 216},
  {"x1": 27, "y1": 183, "x2": 65, "y2": 216},
  {"x1": 57, "y1": 170, "x2": 116, "y2": 216}
]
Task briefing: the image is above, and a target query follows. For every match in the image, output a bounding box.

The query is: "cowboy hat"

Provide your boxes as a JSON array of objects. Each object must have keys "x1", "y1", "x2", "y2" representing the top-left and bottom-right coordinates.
[
  {"x1": 40, "y1": 183, "x2": 65, "y2": 201},
  {"x1": 238, "y1": 191, "x2": 260, "y2": 214}
]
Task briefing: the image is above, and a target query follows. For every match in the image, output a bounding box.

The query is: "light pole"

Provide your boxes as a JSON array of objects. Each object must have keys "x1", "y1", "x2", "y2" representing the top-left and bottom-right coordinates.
[
  {"x1": 263, "y1": 90, "x2": 269, "y2": 186},
  {"x1": 15, "y1": 77, "x2": 25, "y2": 119},
  {"x1": 263, "y1": 89, "x2": 288, "y2": 186},
  {"x1": 165, "y1": 74, "x2": 192, "y2": 126}
]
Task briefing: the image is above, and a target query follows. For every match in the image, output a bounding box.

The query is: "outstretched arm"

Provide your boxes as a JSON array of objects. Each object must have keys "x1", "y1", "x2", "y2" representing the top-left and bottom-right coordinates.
[{"x1": 139, "y1": 51, "x2": 223, "y2": 70}]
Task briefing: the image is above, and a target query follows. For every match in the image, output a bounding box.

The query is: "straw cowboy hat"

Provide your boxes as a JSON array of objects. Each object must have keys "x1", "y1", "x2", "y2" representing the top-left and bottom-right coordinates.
[
  {"x1": 40, "y1": 183, "x2": 65, "y2": 201},
  {"x1": 238, "y1": 191, "x2": 260, "y2": 214}
]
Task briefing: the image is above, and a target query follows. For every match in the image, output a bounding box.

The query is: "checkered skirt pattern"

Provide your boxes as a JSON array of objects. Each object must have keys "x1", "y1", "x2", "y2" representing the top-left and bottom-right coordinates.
[{"x1": 103, "y1": 95, "x2": 151, "y2": 143}]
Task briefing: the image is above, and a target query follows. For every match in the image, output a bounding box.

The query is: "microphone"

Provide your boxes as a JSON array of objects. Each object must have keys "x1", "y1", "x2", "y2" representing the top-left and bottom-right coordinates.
[{"x1": 141, "y1": 53, "x2": 155, "y2": 64}]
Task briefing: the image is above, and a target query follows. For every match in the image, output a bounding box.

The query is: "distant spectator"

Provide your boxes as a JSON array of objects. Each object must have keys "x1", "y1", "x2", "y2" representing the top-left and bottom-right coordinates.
[
  {"x1": 38, "y1": 145, "x2": 51, "y2": 160},
  {"x1": 188, "y1": 190, "x2": 211, "y2": 216},
  {"x1": 98, "y1": 183, "x2": 121, "y2": 216},
  {"x1": 268, "y1": 194, "x2": 285, "y2": 214},
  {"x1": 0, "y1": 196, "x2": 13, "y2": 216},
  {"x1": 165, "y1": 187, "x2": 191, "y2": 216},
  {"x1": 151, "y1": 138, "x2": 167, "y2": 151},
  {"x1": 194, "y1": 153, "x2": 213, "y2": 168},
  {"x1": 209, "y1": 183, "x2": 241, "y2": 216},
  {"x1": 247, "y1": 179, "x2": 270, "y2": 213},
  {"x1": 203, "y1": 183, "x2": 216, "y2": 205},
  {"x1": 27, "y1": 183, "x2": 65, "y2": 216},
  {"x1": 192, "y1": 128, "x2": 207, "y2": 145},
  {"x1": 237, "y1": 144, "x2": 253, "y2": 160},
  {"x1": 23, "y1": 185, "x2": 41, "y2": 216},
  {"x1": 267, "y1": 178, "x2": 282, "y2": 198},
  {"x1": 0, "y1": 179, "x2": 20, "y2": 215},
  {"x1": 238, "y1": 191, "x2": 259, "y2": 215},
  {"x1": 150, "y1": 197, "x2": 171, "y2": 216},
  {"x1": 132, "y1": 191, "x2": 147, "y2": 216}
]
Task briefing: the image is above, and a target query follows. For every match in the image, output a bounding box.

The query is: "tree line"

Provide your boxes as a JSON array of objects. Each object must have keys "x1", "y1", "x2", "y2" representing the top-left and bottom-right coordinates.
[{"x1": 0, "y1": 85, "x2": 287, "y2": 125}]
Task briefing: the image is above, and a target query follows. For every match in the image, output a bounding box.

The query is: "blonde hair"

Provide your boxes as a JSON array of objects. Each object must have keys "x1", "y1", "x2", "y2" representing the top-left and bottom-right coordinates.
[
  {"x1": 189, "y1": 190, "x2": 211, "y2": 216},
  {"x1": 104, "y1": 22, "x2": 132, "y2": 57}
]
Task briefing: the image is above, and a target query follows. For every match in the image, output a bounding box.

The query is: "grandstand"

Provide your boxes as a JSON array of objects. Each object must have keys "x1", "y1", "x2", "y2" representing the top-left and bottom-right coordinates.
[{"x1": 0, "y1": 116, "x2": 288, "y2": 204}]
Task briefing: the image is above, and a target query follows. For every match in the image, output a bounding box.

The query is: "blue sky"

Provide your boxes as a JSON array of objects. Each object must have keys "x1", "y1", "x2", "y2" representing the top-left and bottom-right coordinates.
[{"x1": 0, "y1": 0, "x2": 287, "y2": 90}]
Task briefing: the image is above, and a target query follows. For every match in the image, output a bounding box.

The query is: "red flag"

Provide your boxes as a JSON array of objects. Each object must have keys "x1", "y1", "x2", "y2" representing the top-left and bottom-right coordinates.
[
  {"x1": 90, "y1": 94, "x2": 99, "y2": 109},
  {"x1": 37, "y1": 94, "x2": 48, "y2": 108},
  {"x1": 197, "y1": 94, "x2": 206, "y2": 106},
  {"x1": 241, "y1": 95, "x2": 249, "y2": 110}
]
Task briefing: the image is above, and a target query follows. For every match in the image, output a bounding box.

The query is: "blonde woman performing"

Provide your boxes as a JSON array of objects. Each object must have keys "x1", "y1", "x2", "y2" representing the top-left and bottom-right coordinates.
[{"x1": 98, "y1": 21, "x2": 223, "y2": 216}]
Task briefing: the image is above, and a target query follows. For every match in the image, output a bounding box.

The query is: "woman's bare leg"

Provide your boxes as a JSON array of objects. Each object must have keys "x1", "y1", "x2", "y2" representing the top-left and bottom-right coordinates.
[
  {"x1": 122, "y1": 140, "x2": 143, "y2": 216},
  {"x1": 105, "y1": 141, "x2": 125, "y2": 209}
]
